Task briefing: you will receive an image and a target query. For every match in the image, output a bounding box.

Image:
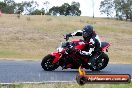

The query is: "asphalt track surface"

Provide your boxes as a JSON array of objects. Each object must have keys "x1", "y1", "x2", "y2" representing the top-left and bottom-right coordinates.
[{"x1": 0, "y1": 60, "x2": 132, "y2": 83}]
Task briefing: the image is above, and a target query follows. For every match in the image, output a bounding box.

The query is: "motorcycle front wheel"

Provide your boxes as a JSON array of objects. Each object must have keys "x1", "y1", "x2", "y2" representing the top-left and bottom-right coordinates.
[{"x1": 41, "y1": 54, "x2": 59, "y2": 71}]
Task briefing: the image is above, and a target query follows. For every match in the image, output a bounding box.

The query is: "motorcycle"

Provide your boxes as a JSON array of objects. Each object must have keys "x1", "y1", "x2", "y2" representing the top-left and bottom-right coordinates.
[{"x1": 41, "y1": 36, "x2": 110, "y2": 71}]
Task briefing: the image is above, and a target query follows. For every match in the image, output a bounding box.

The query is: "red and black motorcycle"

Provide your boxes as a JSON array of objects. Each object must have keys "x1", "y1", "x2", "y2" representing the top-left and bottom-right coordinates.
[{"x1": 41, "y1": 37, "x2": 110, "y2": 71}]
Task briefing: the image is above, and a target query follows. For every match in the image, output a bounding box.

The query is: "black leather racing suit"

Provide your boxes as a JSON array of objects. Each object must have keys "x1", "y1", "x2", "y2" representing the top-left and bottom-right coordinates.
[
  {"x1": 69, "y1": 30, "x2": 101, "y2": 55},
  {"x1": 68, "y1": 30, "x2": 101, "y2": 66}
]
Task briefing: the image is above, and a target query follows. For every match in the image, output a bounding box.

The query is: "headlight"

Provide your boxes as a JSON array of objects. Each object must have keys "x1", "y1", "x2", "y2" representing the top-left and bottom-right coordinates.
[{"x1": 57, "y1": 46, "x2": 63, "y2": 52}]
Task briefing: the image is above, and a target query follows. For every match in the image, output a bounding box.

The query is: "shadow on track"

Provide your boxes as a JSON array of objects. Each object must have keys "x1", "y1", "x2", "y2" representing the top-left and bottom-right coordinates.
[{"x1": 41, "y1": 67, "x2": 112, "y2": 74}]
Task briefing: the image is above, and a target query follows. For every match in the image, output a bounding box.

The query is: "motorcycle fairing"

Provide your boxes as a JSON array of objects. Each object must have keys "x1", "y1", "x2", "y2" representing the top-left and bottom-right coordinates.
[{"x1": 101, "y1": 42, "x2": 110, "y2": 52}]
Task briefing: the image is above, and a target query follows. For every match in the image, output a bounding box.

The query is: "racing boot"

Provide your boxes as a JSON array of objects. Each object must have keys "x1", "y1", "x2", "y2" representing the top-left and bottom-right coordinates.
[
  {"x1": 88, "y1": 59, "x2": 96, "y2": 70},
  {"x1": 88, "y1": 54, "x2": 98, "y2": 70}
]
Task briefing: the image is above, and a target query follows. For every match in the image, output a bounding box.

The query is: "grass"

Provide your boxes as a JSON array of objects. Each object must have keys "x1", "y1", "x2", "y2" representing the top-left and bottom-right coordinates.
[
  {"x1": 0, "y1": 14, "x2": 132, "y2": 63},
  {"x1": 0, "y1": 82, "x2": 132, "y2": 88}
]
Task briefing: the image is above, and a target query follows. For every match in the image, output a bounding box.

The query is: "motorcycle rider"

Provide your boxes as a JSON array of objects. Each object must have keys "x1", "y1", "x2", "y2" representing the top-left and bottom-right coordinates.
[{"x1": 65, "y1": 25, "x2": 101, "y2": 69}]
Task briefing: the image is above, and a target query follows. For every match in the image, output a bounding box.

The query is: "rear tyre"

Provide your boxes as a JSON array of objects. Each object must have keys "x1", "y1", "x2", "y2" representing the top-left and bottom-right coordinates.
[
  {"x1": 41, "y1": 54, "x2": 59, "y2": 71},
  {"x1": 90, "y1": 53, "x2": 109, "y2": 71}
]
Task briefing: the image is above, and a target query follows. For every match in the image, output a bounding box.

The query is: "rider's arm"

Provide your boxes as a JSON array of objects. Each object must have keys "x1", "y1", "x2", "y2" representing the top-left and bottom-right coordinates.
[
  {"x1": 66, "y1": 30, "x2": 83, "y2": 37},
  {"x1": 79, "y1": 35, "x2": 101, "y2": 55},
  {"x1": 71, "y1": 30, "x2": 83, "y2": 36},
  {"x1": 79, "y1": 38, "x2": 95, "y2": 56}
]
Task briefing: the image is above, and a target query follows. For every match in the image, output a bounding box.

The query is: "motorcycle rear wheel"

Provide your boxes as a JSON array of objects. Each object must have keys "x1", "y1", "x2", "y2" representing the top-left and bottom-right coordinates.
[
  {"x1": 90, "y1": 53, "x2": 109, "y2": 71},
  {"x1": 41, "y1": 54, "x2": 59, "y2": 71}
]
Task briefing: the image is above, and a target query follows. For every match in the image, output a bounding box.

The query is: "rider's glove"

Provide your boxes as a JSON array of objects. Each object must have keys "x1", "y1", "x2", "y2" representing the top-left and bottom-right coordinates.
[
  {"x1": 80, "y1": 51, "x2": 92, "y2": 56},
  {"x1": 64, "y1": 33, "x2": 72, "y2": 41}
]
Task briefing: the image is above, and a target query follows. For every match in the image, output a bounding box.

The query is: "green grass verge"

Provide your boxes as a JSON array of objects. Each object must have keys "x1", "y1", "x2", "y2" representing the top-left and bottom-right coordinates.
[
  {"x1": 0, "y1": 49, "x2": 21, "y2": 58},
  {"x1": 0, "y1": 82, "x2": 132, "y2": 88}
]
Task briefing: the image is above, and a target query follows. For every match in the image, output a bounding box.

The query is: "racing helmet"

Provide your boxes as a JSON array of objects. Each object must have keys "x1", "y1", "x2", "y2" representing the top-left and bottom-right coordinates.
[{"x1": 82, "y1": 25, "x2": 94, "y2": 40}]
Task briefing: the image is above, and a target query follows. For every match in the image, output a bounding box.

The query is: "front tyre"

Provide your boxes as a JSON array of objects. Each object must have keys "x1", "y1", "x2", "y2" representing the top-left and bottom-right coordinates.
[
  {"x1": 41, "y1": 54, "x2": 59, "y2": 71},
  {"x1": 90, "y1": 53, "x2": 109, "y2": 71}
]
